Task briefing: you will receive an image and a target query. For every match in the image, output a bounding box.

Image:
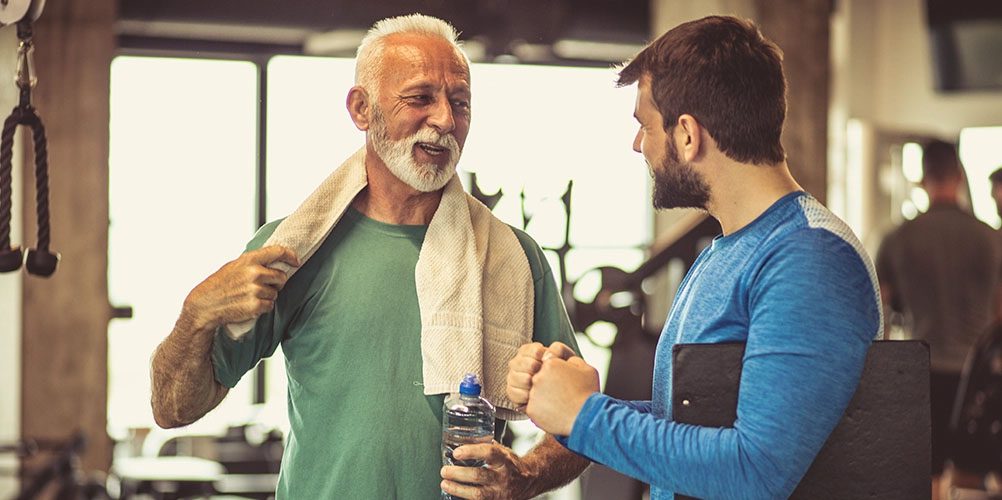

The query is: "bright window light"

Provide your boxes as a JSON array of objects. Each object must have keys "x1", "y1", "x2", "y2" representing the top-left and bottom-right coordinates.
[
  {"x1": 266, "y1": 56, "x2": 650, "y2": 247},
  {"x1": 902, "y1": 199, "x2": 918, "y2": 220},
  {"x1": 959, "y1": 127, "x2": 1002, "y2": 228},
  {"x1": 844, "y1": 119, "x2": 865, "y2": 235},
  {"x1": 265, "y1": 56, "x2": 363, "y2": 218},
  {"x1": 910, "y1": 186, "x2": 930, "y2": 212},
  {"x1": 108, "y1": 56, "x2": 258, "y2": 436},
  {"x1": 902, "y1": 142, "x2": 923, "y2": 184}
]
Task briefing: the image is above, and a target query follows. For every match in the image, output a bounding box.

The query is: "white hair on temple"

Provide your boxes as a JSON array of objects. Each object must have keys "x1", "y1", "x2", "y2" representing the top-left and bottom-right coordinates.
[{"x1": 355, "y1": 13, "x2": 468, "y2": 99}]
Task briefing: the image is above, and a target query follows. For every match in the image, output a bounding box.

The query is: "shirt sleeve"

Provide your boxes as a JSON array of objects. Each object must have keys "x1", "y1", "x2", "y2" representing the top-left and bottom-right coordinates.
[
  {"x1": 554, "y1": 397, "x2": 652, "y2": 448},
  {"x1": 511, "y1": 227, "x2": 581, "y2": 355},
  {"x1": 211, "y1": 220, "x2": 289, "y2": 388},
  {"x1": 565, "y1": 228, "x2": 879, "y2": 499},
  {"x1": 619, "y1": 399, "x2": 654, "y2": 413}
]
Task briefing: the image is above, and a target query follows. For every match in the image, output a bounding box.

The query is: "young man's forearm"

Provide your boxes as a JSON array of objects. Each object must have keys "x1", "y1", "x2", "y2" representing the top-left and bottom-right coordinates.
[
  {"x1": 520, "y1": 434, "x2": 591, "y2": 497},
  {"x1": 150, "y1": 309, "x2": 227, "y2": 428}
]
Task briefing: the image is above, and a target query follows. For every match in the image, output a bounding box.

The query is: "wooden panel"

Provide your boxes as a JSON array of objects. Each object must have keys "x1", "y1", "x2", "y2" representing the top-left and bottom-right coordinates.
[{"x1": 20, "y1": 0, "x2": 116, "y2": 474}]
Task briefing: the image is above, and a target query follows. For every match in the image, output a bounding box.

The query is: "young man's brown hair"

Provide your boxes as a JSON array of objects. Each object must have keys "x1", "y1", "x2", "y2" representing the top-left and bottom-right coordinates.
[{"x1": 617, "y1": 16, "x2": 787, "y2": 165}]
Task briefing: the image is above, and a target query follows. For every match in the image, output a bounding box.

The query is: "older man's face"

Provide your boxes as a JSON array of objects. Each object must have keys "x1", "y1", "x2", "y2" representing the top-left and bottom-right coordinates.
[{"x1": 367, "y1": 34, "x2": 471, "y2": 192}]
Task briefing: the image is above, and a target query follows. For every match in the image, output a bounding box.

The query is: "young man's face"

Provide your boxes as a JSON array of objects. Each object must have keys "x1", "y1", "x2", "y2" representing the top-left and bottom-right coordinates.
[
  {"x1": 631, "y1": 76, "x2": 710, "y2": 210},
  {"x1": 632, "y1": 76, "x2": 668, "y2": 174}
]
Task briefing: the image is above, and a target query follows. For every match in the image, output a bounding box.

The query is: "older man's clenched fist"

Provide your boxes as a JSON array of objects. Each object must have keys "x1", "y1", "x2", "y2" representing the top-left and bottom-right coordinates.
[{"x1": 506, "y1": 341, "x2": 576, "y2": 406}]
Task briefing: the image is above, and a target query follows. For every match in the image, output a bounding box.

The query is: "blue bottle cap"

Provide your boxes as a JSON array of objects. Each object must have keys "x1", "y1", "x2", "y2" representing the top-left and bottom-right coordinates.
[{"x1": 459, "y1": 373, "x2": 482, "y2": 396}]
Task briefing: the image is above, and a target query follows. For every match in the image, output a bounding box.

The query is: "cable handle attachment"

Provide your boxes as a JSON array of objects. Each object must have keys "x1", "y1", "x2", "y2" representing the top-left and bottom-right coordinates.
[{"x1": 0, "y1": 5, "x2": 57, "y2": 277}]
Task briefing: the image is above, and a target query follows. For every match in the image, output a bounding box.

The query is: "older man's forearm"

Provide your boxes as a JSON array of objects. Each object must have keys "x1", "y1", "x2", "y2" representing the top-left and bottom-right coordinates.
[
  {"x1": 151, "y1": 311, "x2": 227, "y2": 428},
  {"x1": 520, "y1": 434, "x2": 591, "y2": 497}
]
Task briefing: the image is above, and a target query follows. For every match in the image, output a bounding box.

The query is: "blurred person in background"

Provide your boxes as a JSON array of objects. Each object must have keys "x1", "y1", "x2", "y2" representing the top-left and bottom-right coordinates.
[{"x1": 877, "y1": 139, "x2": 1002, "y2": 499}]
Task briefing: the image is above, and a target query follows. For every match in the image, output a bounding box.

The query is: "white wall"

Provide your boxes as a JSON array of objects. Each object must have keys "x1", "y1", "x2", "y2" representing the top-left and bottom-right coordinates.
[
  {"x1": 852, "y1": 0, "x2": 1002, "y2": 137},
  {"x1": 828, "y1": 0, "x2": 1002, "y2": 249}
]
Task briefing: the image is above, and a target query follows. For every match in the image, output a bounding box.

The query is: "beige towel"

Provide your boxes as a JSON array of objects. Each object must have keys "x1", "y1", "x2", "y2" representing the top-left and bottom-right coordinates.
[{"x1": 225, "y1": 147, "x2": 534, "y2": 419}]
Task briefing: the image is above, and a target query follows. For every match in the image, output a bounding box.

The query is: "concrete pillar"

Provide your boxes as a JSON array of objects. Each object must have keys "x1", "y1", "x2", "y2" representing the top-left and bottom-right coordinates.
[
  {"x1": 753, "y1": 0, "x2": 833, "y2": 204},
  {"x1": 20, "y1": 0, "x2": 115, "y2": 474}
]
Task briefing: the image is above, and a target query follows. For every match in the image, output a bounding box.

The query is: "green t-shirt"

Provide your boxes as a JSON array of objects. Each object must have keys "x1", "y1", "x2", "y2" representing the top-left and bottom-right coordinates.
[{"x1": 211, "y1": 207, "x2": 578, "y2": 499}]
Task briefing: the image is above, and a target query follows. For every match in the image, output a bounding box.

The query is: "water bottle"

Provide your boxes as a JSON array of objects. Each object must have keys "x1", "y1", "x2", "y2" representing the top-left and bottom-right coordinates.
[{"x1": 441, "y1": 373, "x2": 495, "y2": 499}]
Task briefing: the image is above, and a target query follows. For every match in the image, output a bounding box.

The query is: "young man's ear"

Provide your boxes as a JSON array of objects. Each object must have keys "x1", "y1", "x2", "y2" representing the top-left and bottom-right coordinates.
[
  {"x1": 676, "y1": 114, "x2": 703, "y2": 162},
  {"x1": 347, "y1": 86, "x2": 372, "y2": 131}
]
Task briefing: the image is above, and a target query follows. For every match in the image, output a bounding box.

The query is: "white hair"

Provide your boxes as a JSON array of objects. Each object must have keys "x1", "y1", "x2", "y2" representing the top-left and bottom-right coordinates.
[{"x1": 355, "y1": 13, "x2": 468, "y2": 100}]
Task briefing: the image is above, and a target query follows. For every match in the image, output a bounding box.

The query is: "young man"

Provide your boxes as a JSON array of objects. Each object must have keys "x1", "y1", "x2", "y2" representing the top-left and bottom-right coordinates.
[
  {"x1": 151, "y1": 14, "x2": 588, "y2": 499},
  {"x1": 507, "y1": 16, "x2": 881, "y2": 499}
]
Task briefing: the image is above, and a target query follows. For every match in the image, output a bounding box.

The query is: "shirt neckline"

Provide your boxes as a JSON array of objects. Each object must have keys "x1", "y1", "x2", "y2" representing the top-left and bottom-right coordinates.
[
  {"x1": 343, "y1": 207, "x2": 429, "y2": 239},
  {"x1": 710, "y1": 190, "x2": 807, "y2": 249}
]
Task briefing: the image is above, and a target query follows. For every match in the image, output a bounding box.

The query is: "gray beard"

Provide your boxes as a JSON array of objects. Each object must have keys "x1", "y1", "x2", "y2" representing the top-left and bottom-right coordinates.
[{"x1": 369, "y1": 107, "x2": 460, "y2": 193}]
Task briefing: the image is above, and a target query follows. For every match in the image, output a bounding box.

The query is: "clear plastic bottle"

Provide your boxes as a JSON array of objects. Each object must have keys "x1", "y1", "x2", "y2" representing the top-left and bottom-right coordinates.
[{"x1": 441, "y1": 373, "x2": 495, "y2": 499}]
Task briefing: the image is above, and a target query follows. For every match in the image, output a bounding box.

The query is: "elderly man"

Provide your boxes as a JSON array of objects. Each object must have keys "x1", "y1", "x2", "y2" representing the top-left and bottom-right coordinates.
[
  {"x1": 507, "y1": 16, "x2": 881, "y2": 499},
  {"x1": 151, "y1": 14, "x2": 588, "y2": 500}
]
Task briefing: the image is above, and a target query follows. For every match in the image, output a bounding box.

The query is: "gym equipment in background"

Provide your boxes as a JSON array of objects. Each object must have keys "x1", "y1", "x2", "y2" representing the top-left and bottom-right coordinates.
[{"x1": 0, "y1": 0, "x2": 58, "y2": 277}]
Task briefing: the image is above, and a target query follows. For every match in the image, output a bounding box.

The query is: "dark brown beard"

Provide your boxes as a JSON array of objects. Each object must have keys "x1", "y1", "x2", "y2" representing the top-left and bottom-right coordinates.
[{"x1": 651, "y1": 137, "x2": 711, "y2": 210}]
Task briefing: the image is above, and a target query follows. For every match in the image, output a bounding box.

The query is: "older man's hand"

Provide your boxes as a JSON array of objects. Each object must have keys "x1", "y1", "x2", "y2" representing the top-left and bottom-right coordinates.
[
  {"x1": 182, "y1": 245, "x2": 299, "y2": 330},
  {"x1": 526, "y1": 356, "x2": 600, "y2": 436},
  {"x1": 506, "y1": 342, "x2": 576, "y2": 406},
  {"x1": 440, "y1": 442, "x2": 534, "y2": 500}
]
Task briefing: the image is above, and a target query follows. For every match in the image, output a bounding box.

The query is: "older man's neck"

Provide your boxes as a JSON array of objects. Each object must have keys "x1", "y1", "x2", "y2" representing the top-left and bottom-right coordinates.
[{"x1": 353, "y1": 162, "x2": 443, "y2": 225}]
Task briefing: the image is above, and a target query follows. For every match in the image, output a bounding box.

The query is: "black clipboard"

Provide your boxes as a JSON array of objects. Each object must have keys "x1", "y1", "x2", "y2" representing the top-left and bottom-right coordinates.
[{"x1": 671, "y1": 340, "x2": 930, "y2": 500}]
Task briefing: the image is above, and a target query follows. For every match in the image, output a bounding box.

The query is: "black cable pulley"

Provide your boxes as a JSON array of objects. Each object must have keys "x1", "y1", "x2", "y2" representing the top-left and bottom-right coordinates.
[{"x1": 0, "y1": 0, "x2": 57, "y2": 277}]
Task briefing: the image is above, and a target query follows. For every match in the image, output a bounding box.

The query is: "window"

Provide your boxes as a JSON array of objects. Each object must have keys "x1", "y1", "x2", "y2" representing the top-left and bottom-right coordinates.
[
  {"x1": 107, "y1": 56, "x2": 259, "y2": 437},
  {"x1": 959, "y1": 126, "x2": 1002, "y2": 228}
]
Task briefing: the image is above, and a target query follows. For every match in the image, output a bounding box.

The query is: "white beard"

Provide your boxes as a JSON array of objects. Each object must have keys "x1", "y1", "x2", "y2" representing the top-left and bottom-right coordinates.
[{"x1": 369, "y1": 108, "x2": 461, "y2": 193}]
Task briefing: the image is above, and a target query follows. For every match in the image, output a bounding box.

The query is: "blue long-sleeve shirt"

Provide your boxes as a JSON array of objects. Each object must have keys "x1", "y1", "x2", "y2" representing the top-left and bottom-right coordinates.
[{"x1": 565, "y1": 192, "x2": 882, "y2": 499}]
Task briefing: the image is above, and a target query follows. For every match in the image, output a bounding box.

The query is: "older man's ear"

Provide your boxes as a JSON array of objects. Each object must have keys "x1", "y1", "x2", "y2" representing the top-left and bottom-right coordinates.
[{"x1": 346, "y1": 86, "x2": 372, "y2": 131}]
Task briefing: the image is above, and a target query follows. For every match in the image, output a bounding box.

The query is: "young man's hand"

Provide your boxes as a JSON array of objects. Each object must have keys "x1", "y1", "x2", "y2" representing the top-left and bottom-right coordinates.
[
  {"x1": 525, "y1": 356, "x2": 600, "y2": 436},
  {"x1": 506, "y1": 341, "x2": 576, "y2": 406}
]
